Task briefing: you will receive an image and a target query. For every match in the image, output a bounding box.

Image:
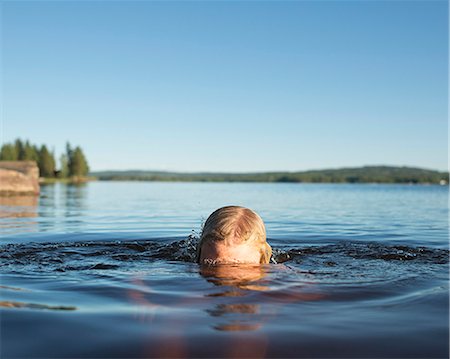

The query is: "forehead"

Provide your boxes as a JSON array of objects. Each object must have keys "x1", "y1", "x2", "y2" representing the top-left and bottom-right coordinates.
[{"x1": 200, "y1": 241, "x2": 261, "y2": 264}]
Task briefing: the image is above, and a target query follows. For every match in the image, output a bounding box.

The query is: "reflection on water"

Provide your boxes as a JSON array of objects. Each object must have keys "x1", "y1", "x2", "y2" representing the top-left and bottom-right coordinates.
[
  {"x1": 201, "y1": 264, "x2": 267, "y2": 332},
  {"x1": 0, "y1": 183, "x2": 90, "y2": 235},
  {"x1": 40, "y1": 183, "x2": 88, "y2": 212},
  {"x1": 200, "y1": 264, "x2": 325, "y2": 333},
  {"x1": 0, "y1": 196, "x2": 38, "y2": 233},
  {"x1": 38, "y1": 183, "x2": 88, "y2": 233},
  {"x1": 0, "y1": 300, "x2": 76, "y2": 311},
  {"x1": 0, "y1": 196, "x2": 38, "y2": 218},
  {"x1": 200, "y1": 264, "x2": 268, "y2": 290},
  {"x1": 123, "y1": 264, "x2": 271, "y2": 357}
]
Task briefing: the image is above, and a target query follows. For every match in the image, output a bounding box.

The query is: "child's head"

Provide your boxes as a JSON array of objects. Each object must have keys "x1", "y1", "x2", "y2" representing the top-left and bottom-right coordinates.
[{"x1": 196, "y1": 206, "x2": 272, "y2": 264}]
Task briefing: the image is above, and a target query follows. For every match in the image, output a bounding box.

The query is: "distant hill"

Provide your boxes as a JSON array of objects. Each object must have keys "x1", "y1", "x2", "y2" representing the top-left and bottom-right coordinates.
[{"x1": 90, "y1": 166, "x2": 449, "y2": 184}]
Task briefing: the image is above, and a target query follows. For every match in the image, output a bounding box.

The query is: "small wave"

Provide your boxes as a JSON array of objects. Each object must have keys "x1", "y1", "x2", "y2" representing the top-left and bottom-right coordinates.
[
  {"x1": 0, "y1": 237, "x2": 448, "y2": 274},
  {"x1": 287, "y1": 242, "x2": 449, "y2": 264},
  {"x1": 0, "y1": 236, "x2": 199, "y2": 273}
]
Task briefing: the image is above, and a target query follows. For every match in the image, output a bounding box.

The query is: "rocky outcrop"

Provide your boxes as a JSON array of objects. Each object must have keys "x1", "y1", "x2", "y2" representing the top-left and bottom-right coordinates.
[{"x1": 0, "y1": 161, "x2": 40, "y2": 195}]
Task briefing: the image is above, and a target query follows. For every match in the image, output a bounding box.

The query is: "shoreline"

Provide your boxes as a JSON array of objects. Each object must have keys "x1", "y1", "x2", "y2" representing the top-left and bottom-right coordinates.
[
  {"x1": 40, "y1": 178, "x2": 448, "y2": 185},
  {"x1": 89, "y1": 166, "x2": 449, "y2": 185},
  {"x1": 39, "y1": 177, "x2": 98, "y2": 185}
]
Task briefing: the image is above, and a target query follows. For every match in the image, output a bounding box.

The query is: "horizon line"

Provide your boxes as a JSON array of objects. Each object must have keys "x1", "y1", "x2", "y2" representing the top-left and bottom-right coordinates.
[{"x1": 89, "y1": 164, "x2": 449, "y2": 174}]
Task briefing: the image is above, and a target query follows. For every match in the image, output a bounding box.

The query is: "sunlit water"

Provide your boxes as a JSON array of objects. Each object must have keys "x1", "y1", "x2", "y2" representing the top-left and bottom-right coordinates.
[{"x1": 1, "y1": 182, "x2": 448, "y2": 358}]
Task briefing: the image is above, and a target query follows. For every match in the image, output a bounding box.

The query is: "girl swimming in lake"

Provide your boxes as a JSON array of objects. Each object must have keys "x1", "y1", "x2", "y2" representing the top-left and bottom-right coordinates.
[{"x1": 196, "y1": 206, "x2": 272, "y2": 265}]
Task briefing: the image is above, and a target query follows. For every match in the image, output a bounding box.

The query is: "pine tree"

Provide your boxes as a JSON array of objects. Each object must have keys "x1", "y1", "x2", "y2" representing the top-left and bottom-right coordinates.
[
  {"x1": 60, "y1": 154, "x2": 69, "y2": 178},
  {"x1": 15, "y1": 139, "x2": 25, "y2": 160},
  {"x1": 23, "y1": 140, "x2": 39, "y2": 161},
  {"x1": 66, "y1": 142, "x2": 73, "y2": 159},
  {"x1": 38, "y1": 145, "x2": 55, "y2": 178},
  {"x1": 0, "y1": 144, "x2": 18, "y2": 160},
  {"x1": 66, "y1": 142, "x2": 73, "y2": 175},
  {"x1": 69, "y1": 146, "x2": 89, "y2": 177}
]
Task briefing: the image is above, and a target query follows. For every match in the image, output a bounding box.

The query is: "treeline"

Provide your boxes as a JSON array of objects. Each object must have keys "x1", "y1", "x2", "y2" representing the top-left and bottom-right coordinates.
[
  {"x1": 92, "y1": 166, "x2": 449, "y2": 184},
  {"x1": 0, "y1": 139, "x2": 89, "y2": 178}
]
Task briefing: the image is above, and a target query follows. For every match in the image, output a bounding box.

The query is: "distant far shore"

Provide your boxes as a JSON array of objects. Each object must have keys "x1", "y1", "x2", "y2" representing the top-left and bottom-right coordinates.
[{"x1": 90, "y1": 166, "x2": 449, "y2": 185}]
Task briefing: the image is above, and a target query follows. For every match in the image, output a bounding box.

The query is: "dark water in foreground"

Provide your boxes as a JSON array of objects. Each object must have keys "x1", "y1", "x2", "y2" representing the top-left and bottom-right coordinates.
[{"x1": 1, "y1": 182, "x2": 448, "y2": 358}]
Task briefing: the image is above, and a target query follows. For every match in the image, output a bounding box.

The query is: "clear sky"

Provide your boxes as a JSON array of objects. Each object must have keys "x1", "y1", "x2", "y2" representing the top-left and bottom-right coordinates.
[{"x1": 1, "y1": 1, "x2": 448, "y2": 172}]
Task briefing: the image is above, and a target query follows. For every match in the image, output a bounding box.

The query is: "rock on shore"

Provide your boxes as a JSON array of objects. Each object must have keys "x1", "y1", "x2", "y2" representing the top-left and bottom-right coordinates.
[{"x1": 0, "y1": 161, "x2": 40, "y2": 195}]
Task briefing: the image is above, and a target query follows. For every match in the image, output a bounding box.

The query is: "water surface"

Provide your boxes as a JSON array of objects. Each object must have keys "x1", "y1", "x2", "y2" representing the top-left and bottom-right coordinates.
[{"x1": 1, "y1": 182, "x2": 448, "y2": 358}]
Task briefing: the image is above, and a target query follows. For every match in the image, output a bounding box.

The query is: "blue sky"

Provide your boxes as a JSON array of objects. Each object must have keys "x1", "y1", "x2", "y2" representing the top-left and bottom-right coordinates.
[{"x1": 2, "y1": 1, "x2": 448, "y2": 172}]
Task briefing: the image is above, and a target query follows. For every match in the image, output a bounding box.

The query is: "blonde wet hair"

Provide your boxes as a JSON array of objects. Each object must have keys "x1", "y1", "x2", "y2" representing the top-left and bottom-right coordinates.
[{"x1": 196, "y1": 206, "x2": 272, "y2": 264}]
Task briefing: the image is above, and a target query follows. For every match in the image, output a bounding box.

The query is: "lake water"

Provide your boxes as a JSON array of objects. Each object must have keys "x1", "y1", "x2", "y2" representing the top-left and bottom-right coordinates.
[{"x1": 1, "y1": 182, "x2": 448, "y2": 358}]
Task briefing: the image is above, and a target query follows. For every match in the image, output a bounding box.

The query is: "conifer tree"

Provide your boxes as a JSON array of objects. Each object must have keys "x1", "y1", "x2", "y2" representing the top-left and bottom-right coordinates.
[
  {"x1": 23, "y1": 141, "x2": 39, "y2": 161},
  {"x1": 66, "y1": 142, "x2": 73, "y2": 159},
  {"x1": 15, "y1": 139, "x2": 25, "y2": 160},
  {"x1": 60, "y1": 154, "x2": 69, "y2": 178},
  {"x1": 66, "y1": 142, "x2": 73, "y2": 175},
  {"x1": 0, "y1": 144, "x2": 18, "y2": 160},
  {"x1": 69, "y1": 146, "x2": 89, "y2": 177},
  {"x1": 38, "y1": 145, "x2": 56, "y2": 178},
  {"x1": 33, "y1": 145, "x2": 40, "y2": 161}
]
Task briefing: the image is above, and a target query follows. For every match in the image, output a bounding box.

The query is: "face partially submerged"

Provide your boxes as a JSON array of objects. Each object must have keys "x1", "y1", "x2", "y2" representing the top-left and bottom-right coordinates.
[
  {"x1": 199, "y1": 240, "x2": 262, "y2": 265},
  {"x1": 197, "y1": 206, "x2": 272, "y2": 265}
]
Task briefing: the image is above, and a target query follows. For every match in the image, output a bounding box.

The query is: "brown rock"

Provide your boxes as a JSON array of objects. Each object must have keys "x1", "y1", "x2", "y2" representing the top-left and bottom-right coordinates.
[{"x1": 0, "y1": 161, "x2": 40, "y2": 195}]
